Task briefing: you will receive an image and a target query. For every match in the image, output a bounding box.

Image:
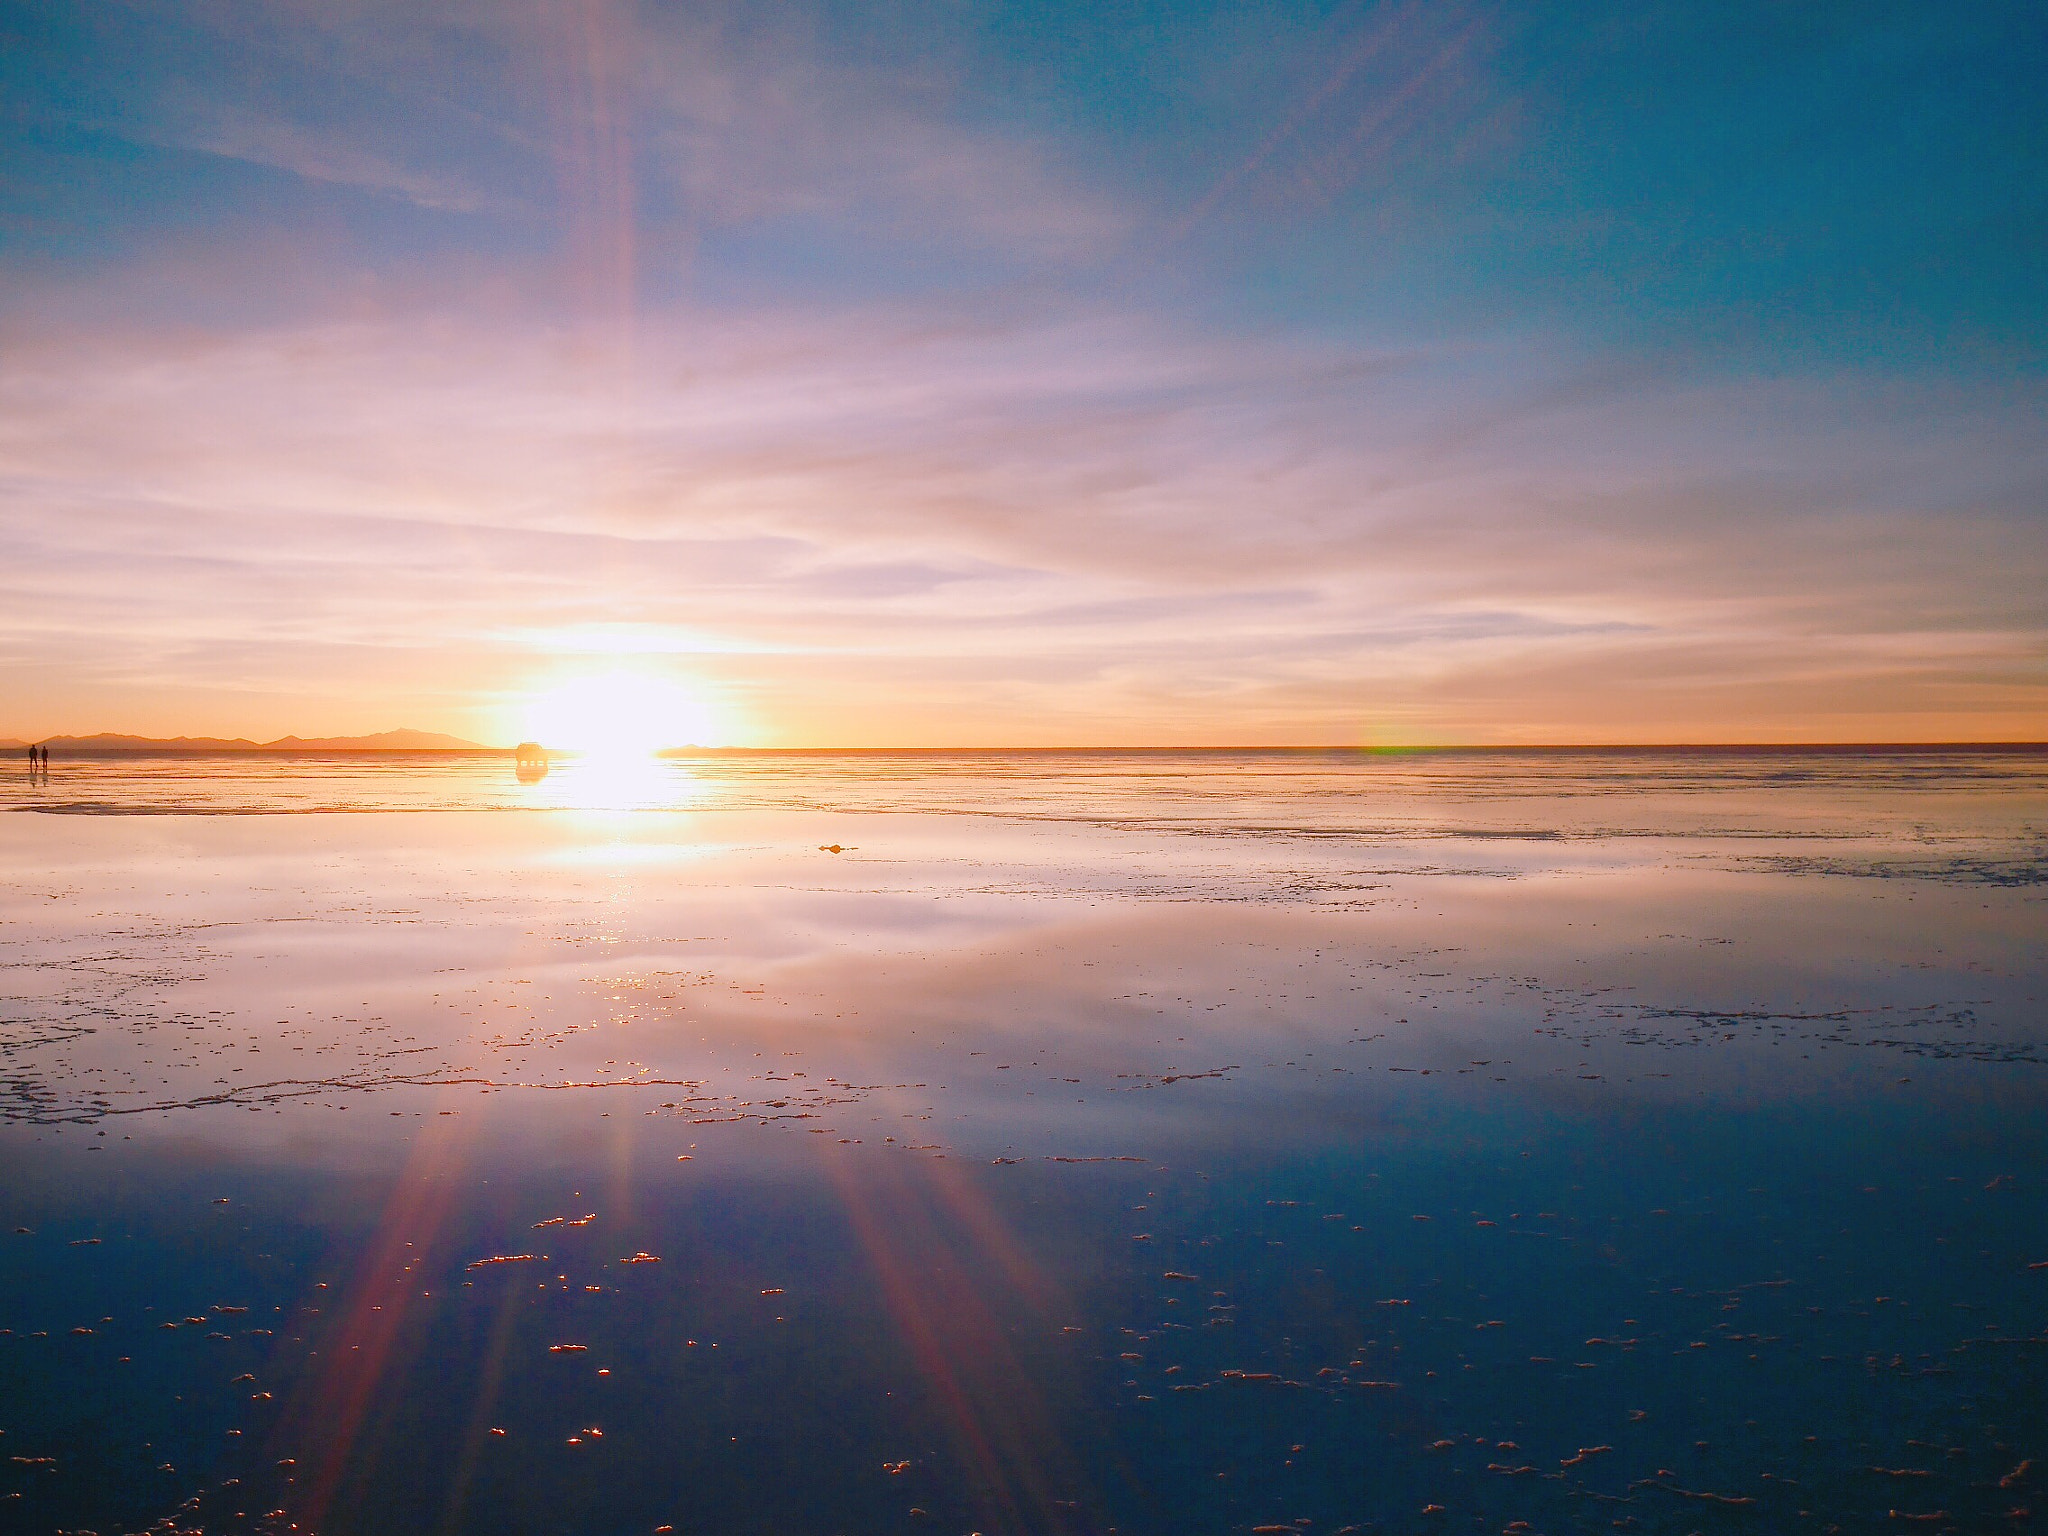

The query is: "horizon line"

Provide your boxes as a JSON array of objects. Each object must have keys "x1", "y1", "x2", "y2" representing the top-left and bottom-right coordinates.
[{"x1": 12, "y1": 739, "x2": 2047, "y2": 755}]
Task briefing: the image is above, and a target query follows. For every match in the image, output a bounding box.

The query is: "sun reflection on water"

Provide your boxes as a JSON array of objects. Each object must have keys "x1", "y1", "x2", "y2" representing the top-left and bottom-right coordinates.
[{"x1": 519, "y1": 751, "x2": 699, "y2": 812}]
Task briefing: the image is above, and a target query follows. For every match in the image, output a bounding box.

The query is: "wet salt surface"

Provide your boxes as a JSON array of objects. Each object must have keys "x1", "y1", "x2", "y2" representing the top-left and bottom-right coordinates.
[{"x1": 0, "y1": 751, "x2": 2043, "y2": 1535}]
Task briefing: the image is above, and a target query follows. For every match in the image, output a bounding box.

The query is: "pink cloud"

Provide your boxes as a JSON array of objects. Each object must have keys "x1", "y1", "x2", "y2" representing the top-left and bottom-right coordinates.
[{"x1": 1, "y1": 263, "x2": 2041, "y2": 743}]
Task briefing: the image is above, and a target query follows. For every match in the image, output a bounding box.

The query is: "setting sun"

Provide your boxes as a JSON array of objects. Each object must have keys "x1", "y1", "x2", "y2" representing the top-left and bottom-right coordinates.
[{"x1": 519, "y1": 670, "x2": 725, "y2": 758}]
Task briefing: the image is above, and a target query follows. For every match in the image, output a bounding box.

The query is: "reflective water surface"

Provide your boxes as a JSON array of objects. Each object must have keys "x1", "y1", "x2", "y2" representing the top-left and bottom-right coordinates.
[{"x1": 1, "y1": 751, "x2": 2043, "y2": 1535}]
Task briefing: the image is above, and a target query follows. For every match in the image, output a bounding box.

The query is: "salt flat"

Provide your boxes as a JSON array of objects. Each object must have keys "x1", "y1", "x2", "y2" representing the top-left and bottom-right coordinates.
[{"x1": 1, "y1": 751, "x2": 2042, "y2": 1533}]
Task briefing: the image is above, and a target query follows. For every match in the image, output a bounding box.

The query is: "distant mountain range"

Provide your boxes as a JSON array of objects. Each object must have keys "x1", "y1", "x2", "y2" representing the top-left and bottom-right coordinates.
[{"x1": 1, "y1": 729, "x2": 488, "y2": 753}]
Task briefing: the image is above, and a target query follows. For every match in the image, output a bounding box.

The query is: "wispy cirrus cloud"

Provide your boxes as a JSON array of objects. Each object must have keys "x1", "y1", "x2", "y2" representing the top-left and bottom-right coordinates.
[
  {"x1": 147, "y1": 102, "x2": 506, "y2": 214},
  {"x1": 23, "y1": 0, "x2": 1130, "y2": 265},
  {"x1": 0, "y1": 263, "x2": 2040, "y2": 743}
]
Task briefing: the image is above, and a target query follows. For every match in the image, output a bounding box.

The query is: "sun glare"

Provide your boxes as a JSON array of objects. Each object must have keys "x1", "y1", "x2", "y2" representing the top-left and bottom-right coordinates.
[{"x1": 521, "y1": 670, "x2": 722, "y2": 759}]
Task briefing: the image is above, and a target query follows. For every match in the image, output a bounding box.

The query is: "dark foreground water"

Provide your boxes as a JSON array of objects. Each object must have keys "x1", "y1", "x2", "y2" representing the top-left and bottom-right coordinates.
[{"x1": 0, "y1": 750, "x2": 2043, "y2": 1536}]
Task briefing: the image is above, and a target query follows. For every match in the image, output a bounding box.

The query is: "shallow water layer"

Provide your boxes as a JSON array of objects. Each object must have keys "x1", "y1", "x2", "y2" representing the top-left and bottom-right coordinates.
[{"x1": 0, "y1": 751, "x2": 2043, "y2": 1535}]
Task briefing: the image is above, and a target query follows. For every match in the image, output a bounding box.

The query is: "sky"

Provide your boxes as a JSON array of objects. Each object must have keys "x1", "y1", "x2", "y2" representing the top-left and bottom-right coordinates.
[{"x1": 0, "y1": 0, "x2": 2042, "y2": 747}]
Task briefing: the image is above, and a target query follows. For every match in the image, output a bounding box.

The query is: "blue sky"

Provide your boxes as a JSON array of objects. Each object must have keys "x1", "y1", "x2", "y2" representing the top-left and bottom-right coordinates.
[{"x1": 1, "y1": 0, "x2": 2041, "y2": 743}]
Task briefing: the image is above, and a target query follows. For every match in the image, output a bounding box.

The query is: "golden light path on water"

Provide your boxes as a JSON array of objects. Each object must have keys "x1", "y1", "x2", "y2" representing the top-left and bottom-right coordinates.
[{"x1": 547, "y1": 751, "x2": 700, "y2": 813}]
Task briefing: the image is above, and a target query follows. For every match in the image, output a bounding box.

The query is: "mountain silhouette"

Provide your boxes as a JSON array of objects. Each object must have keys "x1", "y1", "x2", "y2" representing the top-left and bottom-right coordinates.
[{"x1": 2, "y1": 729, "x2": 487, "y2": 753}]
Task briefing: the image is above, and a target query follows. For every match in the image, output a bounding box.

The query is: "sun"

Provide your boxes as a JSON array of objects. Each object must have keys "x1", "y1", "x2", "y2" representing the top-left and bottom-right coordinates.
[{"x1": 520, "y1": 670, "x2": 722, "y2": 759}]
